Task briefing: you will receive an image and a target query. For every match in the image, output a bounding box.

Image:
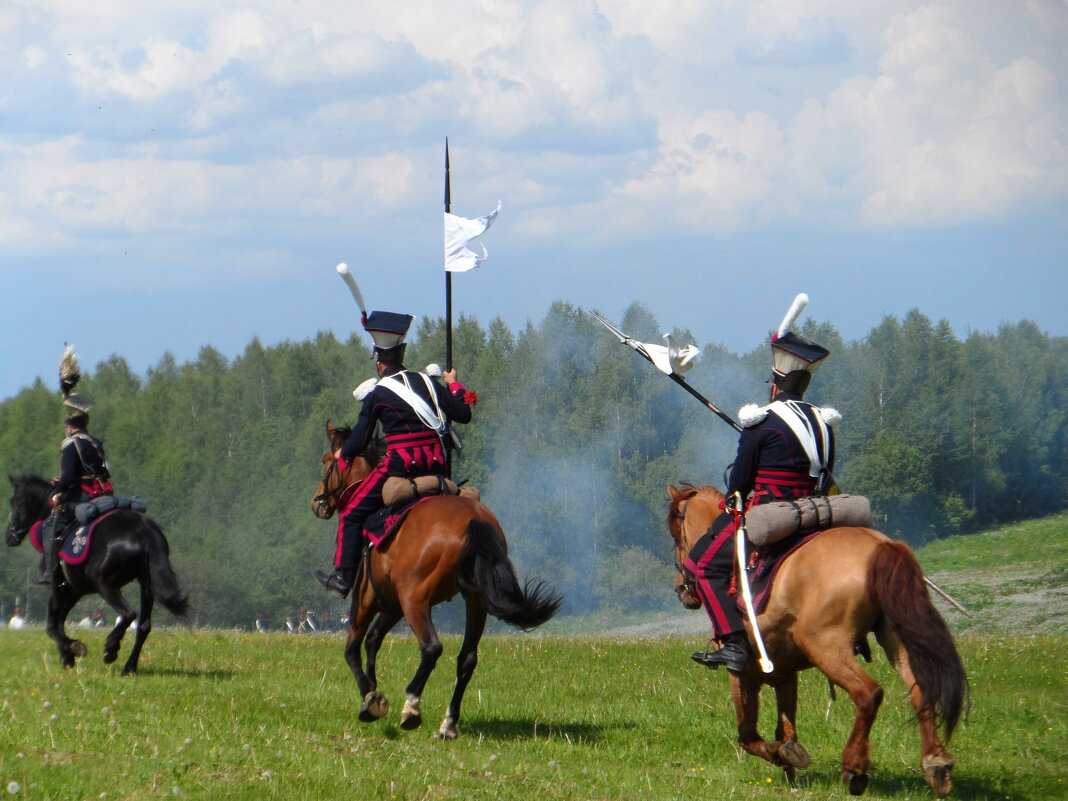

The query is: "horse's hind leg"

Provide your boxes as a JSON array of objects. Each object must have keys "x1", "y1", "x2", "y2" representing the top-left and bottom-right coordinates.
[
  {"x1": 436, "y1": 593, "x2": 487, "y2": 740},
  {"x1": 808, "y1": 640, "x2": 883, "y2": 796},
  {"x1": 875, "y1": 626, "x2": 955, "y2": 798},
  {"x1": 120, "y1": 581, "x2": 154, "y2": 675},
  {"x1": 45, "y1": 585, "x2": 83, "y2": 668},
  {"x1": 97, "y1": 585, "x2": 137, "y2": 665}
]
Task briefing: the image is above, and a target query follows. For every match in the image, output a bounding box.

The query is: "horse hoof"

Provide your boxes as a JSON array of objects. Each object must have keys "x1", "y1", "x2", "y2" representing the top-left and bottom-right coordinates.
[
  {"x1": 121, "y1": 664, "x2": 138, "y2": 676},
  {"x1": 103, "y1": 650, "x2": 118, "y2": 665},
  {"x1": 399, "y1": 696, "x2": 422, "y2": 730},
  {"x1": 399, "y1": 709, "x2": 423, "y2": 730},
  {"x1": 434, "y1": 717, "x2": 458, "y2": 740},
  {"x1": 358, "y1": 692, "x2": 388, "y2": 722},
  {"x1": 843, "y1": 770, "x2": 869, "y2": 796},
  {"x1": 70, "y1": 640, "x2": 88, "y2": 658},
  {"x1": 779, "y1": 740, "x2": 811, "y2": 770},
  {"x1": 922, "y1": 755, "x2": 955, "y2": 798}
]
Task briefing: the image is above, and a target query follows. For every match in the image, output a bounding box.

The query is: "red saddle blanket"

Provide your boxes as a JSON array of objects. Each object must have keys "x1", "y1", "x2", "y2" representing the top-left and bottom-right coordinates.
[
  {"x1": 362, "y1": 496, "x2": 436, "y2": 547},
  {"x1": 28, "y1": 511, "x2": 119, "y2": 566},
  {"x1": 737, "y1": 528, "x2": 823, "y2": 615}
]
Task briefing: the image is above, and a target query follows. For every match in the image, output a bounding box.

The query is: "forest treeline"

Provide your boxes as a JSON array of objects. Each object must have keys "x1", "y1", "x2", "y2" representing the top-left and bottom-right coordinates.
[{"x1": 1, "y1": 302, "x2": 1065, "y2": 628}]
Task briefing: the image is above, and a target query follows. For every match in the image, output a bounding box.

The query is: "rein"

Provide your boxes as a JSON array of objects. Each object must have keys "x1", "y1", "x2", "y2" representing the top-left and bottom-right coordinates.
[
  {"x1": 313, "y1": 456, "x2": 350, "y2": 516},
  {"x1": 670, "y1": 497, "x2": 698, "y2": 602}
]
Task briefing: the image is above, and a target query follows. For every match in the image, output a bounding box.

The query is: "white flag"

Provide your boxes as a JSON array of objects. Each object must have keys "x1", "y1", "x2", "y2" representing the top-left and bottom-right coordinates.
[
  {"x1": 444, "y1": 201, "x2": 500, "y2": 272},
  {"x1": 643, "y1": 333, "x2": 701, "y2": 375}
]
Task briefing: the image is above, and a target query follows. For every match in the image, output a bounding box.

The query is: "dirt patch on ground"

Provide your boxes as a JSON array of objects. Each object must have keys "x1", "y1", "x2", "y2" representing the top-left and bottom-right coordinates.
[{"x1": 601, "y1": 567, "x2": 1067, "y2": 640}]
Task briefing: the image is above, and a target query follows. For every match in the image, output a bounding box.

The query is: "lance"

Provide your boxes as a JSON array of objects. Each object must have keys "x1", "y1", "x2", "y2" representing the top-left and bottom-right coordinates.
[
  {"x1": 924, "y1": 576, "x2": 973, "y2": 617},
  {"x1": 594, "y1": 314, "x2": 742, "y2": 432},
  {"x1": 444, "y1": 138, "x2": 453, "y2": 372}
]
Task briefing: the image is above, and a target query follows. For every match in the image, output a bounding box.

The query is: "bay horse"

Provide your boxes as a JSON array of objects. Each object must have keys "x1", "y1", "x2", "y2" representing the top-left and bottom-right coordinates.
[
  {"x1": 667, "y1": 484, "x2": 967, "y2": 797},
  {"x1": 6, "y1": 474, "x2": 189, "y2": 675},
  {"x1": 313, "y1": 421, "x2": 562, "y2": 739}
]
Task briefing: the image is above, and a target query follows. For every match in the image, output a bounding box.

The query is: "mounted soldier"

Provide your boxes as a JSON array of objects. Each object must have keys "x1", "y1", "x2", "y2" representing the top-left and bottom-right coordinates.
[
  {"x1": 39, "y1": 347, "x2": 114, "y2": 586},
  {"x1": 684, "y1": 295, "x2": 841, "y2": 672},
  {"x1": 313, "y1": 311, "x2": 477, "y2": 598}
]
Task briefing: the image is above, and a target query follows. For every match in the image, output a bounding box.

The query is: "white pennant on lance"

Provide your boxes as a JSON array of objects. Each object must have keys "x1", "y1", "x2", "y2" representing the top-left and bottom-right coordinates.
[{"x1": 444, "y1": 201, "x2": 500, "y2": 272}]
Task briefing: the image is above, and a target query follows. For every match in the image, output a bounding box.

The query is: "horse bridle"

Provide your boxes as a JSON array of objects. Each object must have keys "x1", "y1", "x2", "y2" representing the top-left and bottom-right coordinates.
[
  {"x1": 5, "y1": 512, "x2": 29, "y2": 547},
  {"x1": 671, "y1": 499, "x2": 698, "y2": 603},
  {"x1": 312, "y1": 455, "x2": 343, "y2": 516}
]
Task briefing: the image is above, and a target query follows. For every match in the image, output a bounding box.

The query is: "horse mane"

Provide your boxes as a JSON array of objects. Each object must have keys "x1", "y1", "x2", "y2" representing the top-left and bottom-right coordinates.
[
  {"x1": 14, "y1": 474, "x2": 51, "y2": 510},
  {"x1": 666, "y1": 483, "x2": 728, "y2": 541},
  {"x1": 329, "y1": 425, "x2": 384, "y2": 466}
]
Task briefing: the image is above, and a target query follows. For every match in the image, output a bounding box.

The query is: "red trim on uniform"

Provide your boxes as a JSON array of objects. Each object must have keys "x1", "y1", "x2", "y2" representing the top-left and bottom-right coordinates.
[
  {"x1": 682, "y1": 522, "x2": 738, "y2": 638},
  {"x1": 335, "y1": 460, "x2": 388, "y2": 566},
  {"x1": 386, "y1": 431, "x2": 441, "y2": 445},
  {"x1": 754, "y1": 470, "x2": 816, "y2": 488}
]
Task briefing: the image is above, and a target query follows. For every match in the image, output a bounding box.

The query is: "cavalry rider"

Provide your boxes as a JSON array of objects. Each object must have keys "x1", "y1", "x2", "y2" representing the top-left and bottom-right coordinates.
[
  {"x1": 39, "y1": 393, "x2": 114, "y2": 585},
  {"x1": 313, "y1": 311, "x2": 476, "y2": 598},
  {"x1": 684, "y1": 309, "x2": 839, "y2": 673}
]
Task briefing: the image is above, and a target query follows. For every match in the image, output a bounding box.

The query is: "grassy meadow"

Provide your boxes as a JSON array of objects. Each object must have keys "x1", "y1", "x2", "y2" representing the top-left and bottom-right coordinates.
[{"x1": 1, "y1": 515, "x2": 1065, "y2": 801}]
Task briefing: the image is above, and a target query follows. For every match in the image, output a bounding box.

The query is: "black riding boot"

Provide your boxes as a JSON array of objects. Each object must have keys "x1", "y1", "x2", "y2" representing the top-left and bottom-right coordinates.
[
  {"x1": 692, "y1": 631, "x2": 751, "y2": 672},
  {"x1": 38, "y1": 512, "x2": 62, "y2": 585},
  {"x1": 313, "y1": 566, "x2": 357, "y2": 599}
]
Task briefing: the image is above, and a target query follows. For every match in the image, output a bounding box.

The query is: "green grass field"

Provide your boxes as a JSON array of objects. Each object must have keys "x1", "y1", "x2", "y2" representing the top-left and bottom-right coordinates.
[{"x1": 1, "y1": 516, "x2": 1065, "y2": 801}]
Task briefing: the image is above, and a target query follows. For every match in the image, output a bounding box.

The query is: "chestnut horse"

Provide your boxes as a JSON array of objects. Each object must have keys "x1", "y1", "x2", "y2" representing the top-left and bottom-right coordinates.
[
  {"x1": 667, "y1": 484, "x2": 967, "y2": 797},
  {"x1": 313, "y1": 421, "x2": 562, "y2": 739}
]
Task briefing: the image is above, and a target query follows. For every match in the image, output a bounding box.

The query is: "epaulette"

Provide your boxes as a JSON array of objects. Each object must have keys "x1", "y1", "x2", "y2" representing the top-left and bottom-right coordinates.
[
  {"x1": 738, "y1": 402, "x2": 843, "y2": 428},
  {"x1": 738, "y1": 403, "x2": 770, "y2": 428},
  {"x1": 818, "y1": 406, "x2": 842, "y2": 427},
  {"x1": 353, "y1": 378, "x2": 379, "y2": 401}
]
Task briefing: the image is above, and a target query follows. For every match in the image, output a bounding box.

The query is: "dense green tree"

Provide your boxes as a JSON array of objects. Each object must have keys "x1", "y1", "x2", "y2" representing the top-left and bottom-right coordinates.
[{"x1": 1, "y1": 302, "x2": 1064, "y2": 626}]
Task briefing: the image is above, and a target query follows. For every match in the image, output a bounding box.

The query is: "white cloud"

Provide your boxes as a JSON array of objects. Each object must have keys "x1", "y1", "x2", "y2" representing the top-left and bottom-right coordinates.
[{"x1": 0, "y1": 0, "x2": 1064, "y2": 263}]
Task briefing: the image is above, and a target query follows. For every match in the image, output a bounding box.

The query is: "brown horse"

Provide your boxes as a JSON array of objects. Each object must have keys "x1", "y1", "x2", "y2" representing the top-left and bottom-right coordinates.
[
  {"x1": 667, "y1": 484, "x2": 967, "y2": 797},
  {"x1": 313, "y1": 421, "x2": 562, "y2": 739}
]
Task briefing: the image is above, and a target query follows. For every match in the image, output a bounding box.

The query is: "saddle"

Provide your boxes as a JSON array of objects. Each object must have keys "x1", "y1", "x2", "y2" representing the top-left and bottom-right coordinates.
[
  {"x1": 734, "y1": 527, "x2": 822, "y2": 616},
  {"x1": 362, "y1": 497, "x2": 436, "y2": 548},
  {"x1": 29, "y1": 512, "x2": 119, "y2": 566}
]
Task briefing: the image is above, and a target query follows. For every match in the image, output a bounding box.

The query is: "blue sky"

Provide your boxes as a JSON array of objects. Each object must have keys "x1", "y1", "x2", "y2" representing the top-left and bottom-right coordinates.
[{"x1": 2, "y1": 0, "x2": 1066, "y2": 401}]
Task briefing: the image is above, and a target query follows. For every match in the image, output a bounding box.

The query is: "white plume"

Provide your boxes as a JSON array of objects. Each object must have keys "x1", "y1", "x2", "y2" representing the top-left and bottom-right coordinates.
[{"x1": 776, "y1": 293, "x2": 809, "y2": 338}]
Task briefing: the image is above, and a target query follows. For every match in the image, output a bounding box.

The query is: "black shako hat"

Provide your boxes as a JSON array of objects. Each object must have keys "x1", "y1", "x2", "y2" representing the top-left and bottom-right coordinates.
[
  {"x1": 362, "y1": 311, "x2": 414, "y2": 363},
  {"x1": 770, "y1": 294, "x2": 829, "y2": 395}
]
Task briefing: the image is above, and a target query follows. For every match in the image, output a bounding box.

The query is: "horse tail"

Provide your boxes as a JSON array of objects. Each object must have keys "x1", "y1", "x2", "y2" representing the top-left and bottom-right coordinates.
[
  {"x1": 866, "y1": 540, "x2": 968, "y2": 740},
  {"x1": 145, "y1": 522, "x2": 190, "y2": 620},
  {"x1": 460, "y1": 519, "x2": 562, "y2": 630}
]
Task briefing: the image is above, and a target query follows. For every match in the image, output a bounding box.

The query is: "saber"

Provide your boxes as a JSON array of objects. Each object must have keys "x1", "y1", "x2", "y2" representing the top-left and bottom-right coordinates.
[
  {"x1": 734, "y1": 499, "x2": 774, "y2": 673},
  {"x1": 924, "y1": 576, "x2": 973, "y2": 617},
  {"x1": 336, "y1": 263, "x2": 367, "y2": 316},
  {"x1": 594, "y1": 314, "x2": 742, "y2": 432}
]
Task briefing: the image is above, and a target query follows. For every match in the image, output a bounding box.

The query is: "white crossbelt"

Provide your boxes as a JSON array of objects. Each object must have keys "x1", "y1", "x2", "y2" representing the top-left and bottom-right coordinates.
[
  {"x1": 769, "y1": 400, "x2": 830, "y2": 478},
  {"x1": 377, "y1": 373, "x2": 447, "y2": 436}
]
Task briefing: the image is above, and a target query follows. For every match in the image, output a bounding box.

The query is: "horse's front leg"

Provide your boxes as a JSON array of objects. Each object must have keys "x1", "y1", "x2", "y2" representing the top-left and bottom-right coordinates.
[
  {"x1": 399, "y1": 596, "x2": 443, "y2": 731},
  {"x1": 769, "y1": 672, "x2": 811, "y2": 783},
  {"x1": 436, "y1": 593, "x2": 487, "y2": 740},
  {"x1": 344, "y1": 588, "x2": 388, "y2": 722},
  {"x1": 360, "y1": 609, "x2": 401, "y2": 721},
  {"x1": 730, "y1": 670, "x2": 777, "y2": 763},
  {"x1": 45, "y1": 584, "x2": 83, "y2": 668}
]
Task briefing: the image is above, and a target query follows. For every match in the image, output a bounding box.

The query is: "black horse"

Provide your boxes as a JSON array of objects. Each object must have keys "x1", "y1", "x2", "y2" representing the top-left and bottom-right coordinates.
[{"x1": 6, "y1": 475, "x2": 189, "y2": 674}]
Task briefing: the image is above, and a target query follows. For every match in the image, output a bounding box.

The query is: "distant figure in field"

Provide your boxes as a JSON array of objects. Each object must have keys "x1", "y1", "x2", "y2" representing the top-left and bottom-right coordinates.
[
  {"x1": 9, "y1": 606, "x2": 27, "y2": 629},
  {"x1": 255, "y1": 611, "x2": 269, "y2": 632}
]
